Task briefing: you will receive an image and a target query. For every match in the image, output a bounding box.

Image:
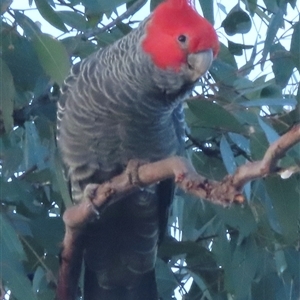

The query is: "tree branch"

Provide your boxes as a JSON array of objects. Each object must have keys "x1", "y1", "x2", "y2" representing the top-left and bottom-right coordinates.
[
  {"x1": 60, "y1": 124, "x2": 300, "y2": 229},
  {"x1": 56, "y1": 124, "x2": 300, "y2": 299}
]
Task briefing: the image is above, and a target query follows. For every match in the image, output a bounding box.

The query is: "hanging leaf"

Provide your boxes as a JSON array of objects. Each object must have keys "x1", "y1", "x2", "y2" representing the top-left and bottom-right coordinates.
[
  {"x1": 34, "y1": 0, "x2": 68, "y2": 32},
  {"x1": 220, "y1": 135, "x2": 237, "y2": 174},
  {"x1": 221, "y1": 5, "x2": 252, "y2": 36},
  {"x1": 246, "y1": 0, "x2": 257, "y2": 16},
  {"x1": 261, "y1": 8, "x2": 284, "y2": 68},
  {"x1": 32, "y1": 33, "x2": 70, "y2": 85},
  {"x1": 228, "y1": 40, "x2": 253, "y2": 56},
  {"x1": 0, "y1": 59, "x2": 14, "y2": 133},
  {"x1": 155, "y1": 258, "x2": 177, "y2": 299},
  {"x1": 56, "y1": 11, "x2": 87, "y2": 31},
  {"x1": 82, "y1": 0, "x2": 133, "y2": 15},
  {"x1": 14, "y1": 11, "x2": 42, "y2": 38},
  {"x1": 198, "y1": 0, "x2": 214, "y2": 24},
  {"x1": 0, "y1": 214, "x2": 37, "y2": 300},
  {"x1": 257, "y1": 117, "x2": 279, "y2": 144},
  {"x1": 290, "y1": 22, "x2": 300, "y2": 71},
  {"x1": 187, "y1": 99, "x2": 243, "y2": 133},
  {"x1": 1, "y1": 32, "x2": 46, "y2": 92},
  {"x1": 270, "y1": 43, "x2": 295, "y2": 88}
]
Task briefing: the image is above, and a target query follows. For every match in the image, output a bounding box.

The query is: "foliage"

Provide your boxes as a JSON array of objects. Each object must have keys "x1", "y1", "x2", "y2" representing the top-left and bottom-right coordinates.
[{"x1": 0, "y1": 0, "x2": 299, "y2": 299}]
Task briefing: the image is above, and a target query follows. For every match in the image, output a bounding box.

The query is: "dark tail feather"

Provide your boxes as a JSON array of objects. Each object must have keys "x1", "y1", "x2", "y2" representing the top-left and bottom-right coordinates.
[{"x1": 84, "y1": 268, "x2": 158, "y2": 300}]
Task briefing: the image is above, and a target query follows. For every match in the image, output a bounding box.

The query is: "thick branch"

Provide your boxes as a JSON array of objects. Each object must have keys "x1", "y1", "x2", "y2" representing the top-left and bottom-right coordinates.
[
  {"x1": 55, "y1": 228, "x2": 84, "y2": 300},
  {"x1": 62, "y1": 124, "x2": 300, "y2": 229},
  {"x1": 57, "y1": 124, "x2": 300, "y2": 299}
]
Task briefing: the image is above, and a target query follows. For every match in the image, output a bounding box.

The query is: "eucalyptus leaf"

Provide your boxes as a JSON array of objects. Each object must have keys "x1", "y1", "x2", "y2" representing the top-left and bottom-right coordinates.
[
  {"x1": 0, "y1": 59, "x2": 14, "y2": 133},
  {"x1": 270, "y1": 43, "x2": 295, "y2": 88},
  {"x1": 221, "y1": 5, "x2": 252, "y2": 36},
  {"x1": 228, "y1": 40, "x2": 253, "y2": 56},
  {"x1": 257, "y1": 116, "x2": 280, "y2": 144},
  {"x1": 155, "y1": 258, "x2": 177, "y2": 300},
  {"x1": 56, "y1": 11, "x2": 87, "y2": 31},
  {"x1": 187, "y1": 99, "x2": 243, "y2": 133},
  {"x1": 14, "y1": 11, "x2": 42, "y2": 38},
  {"x1": 34, "y1": 0, "x2": 68, "y2": 32},
  {"x1": 32, "y1": 33, "x2": 70, "y2": 85},
  {"x1": 198, "y1": 0, "x2": 214, "y2": 24},
  {"x1": 241, "y1": 97, "x2": 297, "y2": 107},
  {"x1": 261, "y1": 8, "x2": 284, "y2": 68},
  {"x1": 290, "y1": 22, "x2": 300, "y2": 71},
  {"x1": 82, "y1": 0, "x2": 133, "y2": 15},
  {"x1": 220, "y1": 135, "x2": 236, "y2": 174}
]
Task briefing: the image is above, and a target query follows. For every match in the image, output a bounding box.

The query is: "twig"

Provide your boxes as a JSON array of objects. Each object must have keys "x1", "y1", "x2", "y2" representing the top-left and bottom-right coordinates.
[
  {"x1": 82, "y1": 0, "x2": 147, "y2": 39},
  {"x1": 231, "y1": 124, "x2": 300, "y2": 188}
]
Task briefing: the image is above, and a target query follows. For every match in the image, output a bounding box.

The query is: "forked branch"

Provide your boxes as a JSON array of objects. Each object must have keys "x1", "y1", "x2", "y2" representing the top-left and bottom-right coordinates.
[{"x1": 56, "y1": 124, "x2": 300, "y2": 300}]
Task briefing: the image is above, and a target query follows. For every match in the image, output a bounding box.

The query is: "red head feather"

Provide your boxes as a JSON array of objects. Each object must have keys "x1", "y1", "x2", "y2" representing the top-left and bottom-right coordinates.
[{"x1": 142, "y1": 0, "x2": 219, "y2": 71}]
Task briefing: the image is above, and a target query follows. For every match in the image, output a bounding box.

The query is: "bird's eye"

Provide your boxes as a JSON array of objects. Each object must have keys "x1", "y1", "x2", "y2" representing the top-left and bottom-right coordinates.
[{"x1": 178, "y1": 35, "x2": 187, "y2": 43}]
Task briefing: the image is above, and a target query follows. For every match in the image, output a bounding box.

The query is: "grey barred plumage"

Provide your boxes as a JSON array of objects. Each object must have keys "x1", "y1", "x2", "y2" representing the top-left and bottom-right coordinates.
[{"x1": 57, "y1": 0, "x2": 218, "y2": 297}]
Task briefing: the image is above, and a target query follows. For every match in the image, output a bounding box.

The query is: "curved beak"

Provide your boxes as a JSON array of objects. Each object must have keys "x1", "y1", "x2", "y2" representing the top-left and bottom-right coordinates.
[{"x1": 187, "y1": 49, "x2": 213, "y2": 82}]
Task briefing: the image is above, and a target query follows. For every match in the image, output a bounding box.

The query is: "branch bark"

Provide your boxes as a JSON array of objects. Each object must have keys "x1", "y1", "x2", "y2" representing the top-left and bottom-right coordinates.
[{"x1": 56, "y1": 124, "x2": 300, "y2": 299}]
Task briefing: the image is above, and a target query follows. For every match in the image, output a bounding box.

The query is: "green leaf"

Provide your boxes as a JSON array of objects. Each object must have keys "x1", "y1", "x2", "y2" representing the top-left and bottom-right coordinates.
[
  {"x1": 62, "y1": 36, "x2": 98, "y2": 58},
  {"x1": 187, "y1": 99, "x2": 243, "y2": 133},
  {"x1": 189, "y1": 271, "x2": 213, "y2": 300},
  {"x1": 290, "y1": 22, "x2": 300, "y2": 71},
  {"x1": 1, "y1": 0, "x2": 12, "y2": 14},
  {"x1": 198, "y1": 0, "x2": 214, "y2": 24},
  {"x1": 192, "y1": 151, "x2": 228, "y2": 181},
  {"x1": 250, "y1": 130, "x2": 269, "y2": 160},
  {"x1": 253, "y1": 180, "x2": 282, "y2": 234},
  {"x1": 265, "y1": 176, "x2": 300, "y2": 244},
  {"x1": 30, "y1": 216, "x2": 64, "y2": 255},
  {"x1": 0, "y1": 214, "x2": 26, "y2": 260},
  {"x1": 32, "y1": 33, "x2": 70, "y2": 85},
  {"x1": 221, "y1": 5, "x2": 252, "y2": 36},
  {"x1": 54, "y1": 150, "x2": 72, "y2": 207},
  {"x1": 246, "y1": 0, "x2": 257, "y2": 16},
  {"x1": 261, "y1": 8, "x2": 284, "y2": 67},
  {"x1": 257, "y1": 116, "x2": 279, "y2": 144},
  {"x1": 220, "y1": 135, "x2": 236, "y2": 174},
  {"x1": 56, "y1": 11, "x2": 87, "y2": 31},
  {"x1": 155, "y1": 258, "x2": 177, "y2": 300},
  {"x1": 217, "y1": 42, "x2": 238, "y2": 69},
  {"x1": 270, "y1": 43, "x2": 295, "y2": 88},
  {"x1": 228, "y1": 40, "x2": 253, "y2": 56},
  {"x1": 82, "y1": 0, "x2": 132, "y2": 15},
  {"x1": 150, "y1": 0, "x2": 163, "y2": 11},
  {"x1": 229, "y1": 236, "x2": 258, "y2": 298},
  {"x1": 210, "y1": 59, "x2": 238, "y2": 86},
  {"x1": 0, "y1": 214, "x2": 37, "y2": 300},
  {"x1": 215, "y1": 205, "x2": 257, "y2": 243},
  {"x1": 0, "y1": 59, "x2": 14, "y2": 133},
  {"x1": 14, "y1": 10, "x2": 42, "y2": 38},
  {"x1": 34, "y1": 0, "x2": 68, "y2": 32},
  {"x1": 1, "y1": 33, "x2": 46, "y2": 91},
  {"x1": 2, "y1": 263, "x2": 38, "y2": 300},
  {"x1": 228, "y1": 132, "x2": 250, "y2": 154},
  {"x1": 263, "y1": 0, "x2": 278, "y2": 12},
  {"x1": 274, "y1": 244, "x2": 287, "y2": 275},
  {"x1": 241, "y1": 97, "x2": 297, "y2": 107},
  {"x1": 1, "y1": 145, "x2": 23, "y2": 178}
]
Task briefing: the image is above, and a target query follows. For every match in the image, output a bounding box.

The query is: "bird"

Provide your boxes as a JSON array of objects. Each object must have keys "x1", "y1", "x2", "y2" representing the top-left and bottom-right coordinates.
[{"x1": 56, "y1": 0, "x2": 219, "y2": 298}]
